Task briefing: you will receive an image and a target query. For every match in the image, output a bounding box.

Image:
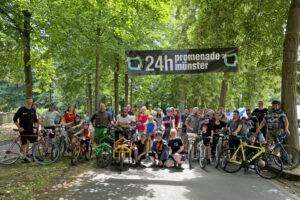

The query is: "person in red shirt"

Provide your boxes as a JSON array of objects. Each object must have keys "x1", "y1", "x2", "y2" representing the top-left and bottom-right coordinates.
[
  {"x1": 74, "y1": 121, "x2": 91, "y2": 159},
  {"x1": 174, "y1": 109, "x2": 181, "y2": 129},
  {"x1": 62, "y1": 105, "x2": 76, "y2": 124},
  {"x1": 138, "y1": 106, "x2": 149, "y2": 134}
]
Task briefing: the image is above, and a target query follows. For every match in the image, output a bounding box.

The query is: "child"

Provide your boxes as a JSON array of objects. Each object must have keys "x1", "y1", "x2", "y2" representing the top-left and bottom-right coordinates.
[
  {"x1": 149, "y1": 132, "x2": 168, "y2": 167},
  {"x1": 145, "y1": 115, "x2": 156, "y2": 150},
  {"x1": 74, "y1": 121, "x2": 91, "y2": 159}
]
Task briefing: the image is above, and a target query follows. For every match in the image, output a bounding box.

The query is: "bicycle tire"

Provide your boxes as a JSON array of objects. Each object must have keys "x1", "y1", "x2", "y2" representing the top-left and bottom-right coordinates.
[
  {"x1": 71, "y1": 147, "x2": 81, "y2": 166},
  {"x1": 218, "y1": 148, "x2": 242, "y2": 173},
  {"x1": 255, "y1": 152, "x2": 283, "y2": 179},
  {"x1": 58, "y1": 139, "x2": 66, "y2": 159},
  {"x1": 188, "y1": 147, "x2": 192, "y2": 169},
  {"x1": 0, "y1": 140, "x2": 20, "y2": 165},
  {"x1": 85, "y1": 144, "x2": 92, "y2": 161},
  {"x1": 33, "y1": 141, "x2": 60, "y2": 165},
  {"x1": 199, "y1": 143, "x2": 207, "y2": 169},
  {"x1": 96, "y1": 145, "x2": 112, "y2": 168},
  {"x1": 273, "y1": 144, "x2": 300, "y2": 170},
  {"x1": 214, "y1": 143, "x2": 222, "y2": 168},
  {"x1": 120, "y1": 151, "x2": 124, "y2": 171}
]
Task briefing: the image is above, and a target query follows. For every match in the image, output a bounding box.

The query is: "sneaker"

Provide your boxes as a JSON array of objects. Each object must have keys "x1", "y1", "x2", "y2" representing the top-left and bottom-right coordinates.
[
  {"x1": 22, "y1": 158, "x2": 31, "y2": 163},
  {"x1": 177, "y1": 163, "x2": 183, "y2": 169}
]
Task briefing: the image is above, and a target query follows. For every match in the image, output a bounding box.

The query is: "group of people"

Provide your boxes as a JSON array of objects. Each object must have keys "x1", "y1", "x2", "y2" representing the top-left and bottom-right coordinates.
[{"x1": 13, "y1": 98, "x2": 290, "y2": 167}]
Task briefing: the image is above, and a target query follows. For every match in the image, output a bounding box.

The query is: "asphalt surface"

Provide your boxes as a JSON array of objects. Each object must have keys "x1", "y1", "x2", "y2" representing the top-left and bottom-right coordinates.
[{"x1": 58, "y1": 160, "x2": 300, "y2": 200}]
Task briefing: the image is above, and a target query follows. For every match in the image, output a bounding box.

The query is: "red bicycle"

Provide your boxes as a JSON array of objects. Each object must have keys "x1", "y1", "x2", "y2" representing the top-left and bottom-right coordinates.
[
  {"x1": 71, "y1": 136, "x2": 92, "y2": 166},
  {"x1": 0, "y1": 129, "x2": 60, "y2": 165}
]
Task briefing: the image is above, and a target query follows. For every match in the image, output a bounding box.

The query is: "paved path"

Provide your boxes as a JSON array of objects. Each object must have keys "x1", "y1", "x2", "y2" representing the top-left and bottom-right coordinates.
[{"x1": 59, "y1": 161, "x2": 299, "y2": 200}]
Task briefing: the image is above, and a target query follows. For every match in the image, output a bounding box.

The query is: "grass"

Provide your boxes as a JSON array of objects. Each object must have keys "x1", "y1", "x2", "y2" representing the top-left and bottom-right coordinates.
[{"x1": 0, "y1": 159, "x2": 69, "y2": 200}]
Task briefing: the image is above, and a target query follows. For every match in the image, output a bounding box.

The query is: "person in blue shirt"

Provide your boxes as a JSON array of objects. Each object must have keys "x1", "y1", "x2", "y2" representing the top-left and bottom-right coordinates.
[
  {"x1": 106, "y1": 104, "x2": 114, "y2": 120},
  {"x1": 149, "y1": 132, "x2": 168, "y2": 167}
]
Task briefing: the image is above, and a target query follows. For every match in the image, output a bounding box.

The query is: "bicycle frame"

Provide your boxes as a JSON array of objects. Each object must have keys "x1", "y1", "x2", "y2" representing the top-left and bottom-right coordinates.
[
  {"x1": 230, "y1": 140, "x2": 265, "y2": 165},
  {"x1": 113, "y1": 137, "x2": 131, "y2": 161}
]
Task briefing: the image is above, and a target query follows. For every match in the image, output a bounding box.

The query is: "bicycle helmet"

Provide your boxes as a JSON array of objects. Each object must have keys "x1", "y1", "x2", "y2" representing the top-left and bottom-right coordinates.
[
  {"x1": 83, "y1": 121, "x2": 89, "y2": 126},
  {"x1": 156, "y1": 131, "x2": 163, "y2": 136},
  {"x1": 75, "y1": 114, "x2": 81, "y2": 119},
  {"x1": 166, "y1": 107, "x2": 172, "y2": 112},
  {"x1": 204, "y1": 114, "x2": 210, "y2": 119}
]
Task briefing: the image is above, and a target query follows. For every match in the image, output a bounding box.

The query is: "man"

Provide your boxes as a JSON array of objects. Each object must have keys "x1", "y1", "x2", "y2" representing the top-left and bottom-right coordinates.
[
  {"x1": 127, "y1": 104, "x2": 134, "y2": 116},
  {"x1": 90, "y1": 103, "x2": 113, "y2": 144},
  {"x1": 149, "y1": 132, "x2": 168, "y2": 167},
  {"x1": 41, "y1": 103, "x2": 61, "y2": 139},
  {"x1": 256, "y1": 100, "x2": 290, "y2": 143},
  {"x1": 246, "y1": 109, "x2": 265, "y2": 143},
  {"x1": 106, "y1": 103, "x2": 114, "y2": 120},
  {"x1": 252, "y1": 100, "x2": 268, "y2": 138},
  {"x1": 185, "y1": 107, "x2": 201, "y2": 133},
  {"x1": 116, "y1": 107, "x2": 134, "y2": 140},
  {"x1": 13, "y1": 97, "x2": 38, "y2": 163},
  {"x1": 162, "y1": 107, "x2": 175, "y2": 141},
  {"x1": 227, "y1": 110, "x2": 243, "y2": 150}
]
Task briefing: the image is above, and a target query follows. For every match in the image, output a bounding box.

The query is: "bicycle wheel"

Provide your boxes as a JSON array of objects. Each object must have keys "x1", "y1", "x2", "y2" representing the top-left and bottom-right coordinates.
[
  {"x1": 214, "y1": 143, "x2": 221, "y2": 168},
  {"x1": 0, "y1": 140, "x2": 20, "y2": 165},
  {"x1": 33, "y1": 141, "x2": 60, "y2": 165},
  {"x1": 71, "y1": 147, "x2": 81, "y2": 166},
  {"x1": 85, "y1": 144, "x2": 92, "y2": 161},
  {"x1": 255, "y1": 153, "x2": 283, "y2": 179},
  {"x1": 58, "y1": 139, "x2": 66, "y2": 159},
  {"x1": 273, "y1": 144, "x2": 300, "y2": 170},
  {"x1": 218, "y1": 148, "x2": 242, "y2": 173},
  {"x1": 188, "y1": 146, "x2": 192, "y2": 169},
  {"x1": 96, "y1": 146, "x2": 112, "y2": 168},
  {"x1": 120, "y1": 151, "x2": 124, "y2": 171},
  {"x1": 199, "y1": 144, "x2": 207, "y2": 169}
]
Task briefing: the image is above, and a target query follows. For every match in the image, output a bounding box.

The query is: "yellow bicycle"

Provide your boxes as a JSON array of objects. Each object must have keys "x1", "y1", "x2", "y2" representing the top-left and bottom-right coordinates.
[
  {"x1": 218, "y1": 136, "x2": 283, "y2": 179},
  {"x1": 113, "y1": 137, "x2": 132, "y2": 170}
]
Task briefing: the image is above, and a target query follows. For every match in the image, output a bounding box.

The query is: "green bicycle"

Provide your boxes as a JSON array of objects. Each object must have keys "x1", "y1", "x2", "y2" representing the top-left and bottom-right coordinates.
[{"x1": 95, "y1": 125, "x2": 114, "y2": 168}]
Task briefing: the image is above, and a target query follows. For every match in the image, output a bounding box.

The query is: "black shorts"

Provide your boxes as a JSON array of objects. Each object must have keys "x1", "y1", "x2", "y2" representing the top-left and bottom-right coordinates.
[
  {"x1": 20, "y1": 131, "x2": 38, "y2": 145},
  {"x1": 45, "y1": 126, "x2": 55, "y2": 138}
]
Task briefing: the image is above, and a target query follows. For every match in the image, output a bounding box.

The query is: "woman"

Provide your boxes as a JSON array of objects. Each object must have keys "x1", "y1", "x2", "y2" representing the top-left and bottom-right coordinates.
[
  {"x1": 174, "y1": 109, "x2": 181, "y2": 129},
  {"x1": 212, "y1": 112, "x2": 227, "y2": 155},
  {"x1": 132, "y1": 133, "x2": 148, "y2": 166},
  {"x1": 138, "y1": 106, "x2": 149, "y2": 134},
  {"x1": 165, "y1": 129, "x2": 184, "y2": 168},
  {"x1": 61, "y1": 105, "x2": 76, "y2": 125},
  {"x1": 155, "y1": 108, "x2": 164, "y2": 129}
]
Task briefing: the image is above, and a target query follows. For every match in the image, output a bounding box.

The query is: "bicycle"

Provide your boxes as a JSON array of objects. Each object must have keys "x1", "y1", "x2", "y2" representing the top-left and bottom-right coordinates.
[
  {"x1": 198, "y1": 135, "x2": 212, "y2": 169},
  {"x1": 53, "y1": 125, "x2": 69, "y2": 159},
  {"x1": 71, "y1": 135, "x2": 92, "y2": 166},
  {"x1": 187, "y1": 132, "x2": 199, "y2": 169},
  {"x1": 0, "y1": 129, "x2": 60, "y2": 165},
  {"x1": 269, "y1": 132, "x2": 300, "y2": 170},
  {"x1": 95, "y1": 125, "x2": 114, "y2": 168},
  {"x1": 218, "y1": 136, "x2": 283, "y2": 179},
  {"x1": 214, "y1": 129, "x2": 229, "y2": 168}
]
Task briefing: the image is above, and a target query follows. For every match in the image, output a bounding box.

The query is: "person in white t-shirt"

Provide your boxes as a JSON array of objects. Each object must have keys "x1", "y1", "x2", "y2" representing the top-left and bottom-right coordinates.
[{"x1": 116, "y1": 107, "x2": 134, "y2": 140}]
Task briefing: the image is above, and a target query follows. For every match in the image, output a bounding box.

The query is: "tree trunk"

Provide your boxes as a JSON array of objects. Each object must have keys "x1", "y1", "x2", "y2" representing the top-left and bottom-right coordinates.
[
  {"x1": 114, "y1": 55, "x2": 119, "y2": 117},
  {"x1": 219, "y1": 72, "x2": 229, "y2": 109},
  {"x1": 94, "y1": 27, "x2": 100, "y2": 112},
  {"x1": 130, "y1": 77, "x2": 133, "y2": 107},
  {"x1": 193, "y1": 99, "x2": 198, "y2": 107},
  {"x1": 23, "y1": 10, "x2": 32, "y2": 98},
  {"x1": 87, "y1": 75, "x2": 92, "y2": 117},
  {"x1": 281, "y1": 0, "x2": 300, "y2": 149},
  {"x1": 124, "y1": 73, "x2": 129, "y2": 106}
]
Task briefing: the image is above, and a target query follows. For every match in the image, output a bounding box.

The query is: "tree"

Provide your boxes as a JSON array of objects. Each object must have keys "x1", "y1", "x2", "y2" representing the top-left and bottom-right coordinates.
[{"x1": 281, "y1": 0, "x2": 300, "y2": 149}]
